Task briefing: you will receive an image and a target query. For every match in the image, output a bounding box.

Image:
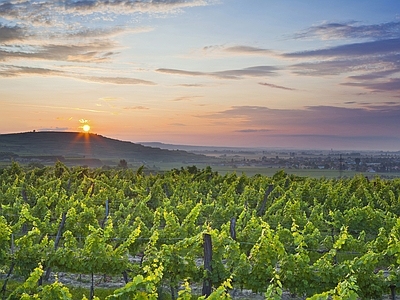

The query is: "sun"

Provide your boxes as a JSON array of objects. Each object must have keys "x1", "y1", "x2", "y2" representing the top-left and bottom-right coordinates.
[{"x1": 82, "y1": 124, "x2": 91, "y2": 133}]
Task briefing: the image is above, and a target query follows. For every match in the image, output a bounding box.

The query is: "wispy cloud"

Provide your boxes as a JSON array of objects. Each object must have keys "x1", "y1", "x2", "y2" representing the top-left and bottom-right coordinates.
[
  {"x1": 123, "y1": 106, "x2": 150, "y2": 110},
  {"x1": 0, "y1": 0, "x2": 215, "y2": 83},
  {"x1": 0, "y1": 65, "x2": 66, "y2": 77},
  {"x1": 224, "y1": 45, "x2": 275, "y2": 55},
  {"x1": 190, "y1": 21, "x2": 400, "y2": 95},
  {"x1": 0, "y1": 1, "x2": 214, "y2": 26},
  {"x1": 171, "y1": 95, "x2": 202, "y2": 101},
  {"x1": 202, "y1": 45, "x2": 276, "y2": 56},
  {"x1": 66, "y1": 27, "x2": 153, "y2": 39},
  {"x1": 343, "y1": 78, "x2": 400, "y2": 92},
  {"x1": 292, "y1": 21, "x2": 400, "y2": 40},
  {"x1": 235, "y1": 129, "x2": 271, "y2": 133},
  {"x1": 177, "y1": 83, "x2": 207, "y2": 87},
  {"x1": 62, "y1": 0, "x2": 214, "y2": 15},
  {"x1": 82, "y1": 76, "x2": 156, "y2": 85},
  {"x1": 0, "y1": 24, "x2": 26, "y2": 42},
  {"x1": 347, "y1": 69, "x2": 399, "y2": 81},
  {"x1": 0, "y1": 65, "x2": 156, "y2": 85},
  {"x1": 343, "y1": 67, "x2": 400, "y2": 93},
  {"x1": 39, "y1": 127, "x2": 69, "y2": 132},
  {"x1": 0, "y1": 40, "x2": 118, "y2": 63},
  {"x1": 157, "y1": 66, "x2": 278, "y2": 79},
  {"x1": 282, "y1": 22, "x2": 400, "y2": 94},
  {"x1": 8, "y1": 102, "x2": 109, "y2": 114},
  {"x1": 258, "y1": 82, "x2": 295, "y2": 91},
  {"x1": 285, "y1": 38, "x2": 400, "y2": 58},
  {"x1": 99, "y1": 97, "x2": 123, "y2": 102},
  {"x1": 203, "y1": 104, "x2": 400, "y2": 137},
  {"x1": 290, "y1": 58, "x2": 373, "y2": 76}
]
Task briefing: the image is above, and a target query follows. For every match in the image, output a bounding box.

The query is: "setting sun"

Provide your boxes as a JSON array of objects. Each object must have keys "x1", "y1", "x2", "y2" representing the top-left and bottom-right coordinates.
[{"x1": 82, "y1": 124, "x2": 91, "y2": 132}]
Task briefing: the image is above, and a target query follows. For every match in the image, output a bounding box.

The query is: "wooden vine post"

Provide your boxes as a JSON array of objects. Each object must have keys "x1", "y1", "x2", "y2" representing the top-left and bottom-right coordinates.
[
  {"x1": 257, "y1": 184, "x2": 274, "y2": 216},
  {"x1": 1, "y1": 234, "x2": 15, "y2": 299},
  {"x1": 202, "y1": 233, "x2": 213, "y2": 297},
  {"x1": 390, "y1": 284, "x2": 396, "y2": 300},
  {"x1": 44, "y1": 212, "x2": 67, "y2": 281},
  {"x1": 230, "y1": 218, "x2": 236, "y2": 240},
  {"x1": 90, "y1": 273, "x2": 95, "y2": 300}
]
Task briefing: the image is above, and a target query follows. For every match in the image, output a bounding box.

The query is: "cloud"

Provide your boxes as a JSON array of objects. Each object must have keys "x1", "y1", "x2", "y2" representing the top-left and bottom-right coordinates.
[
  {"x1": 39, "y1": 127, "x2": 69, "y2": 132},
  {"x1": 0, "y1": 0, "x2": 217, "y2": 38},
  {"x1": 235, "y1": 129, "x2": 271, "y2": 133},
  {"x1": 0, "y1": 1, "x2": 214, "y2": 25},
  {"x1": 177, "y1": 83, "x2": 206, "y2": 87},
  {"x1": 293, "y1": 21, "x2": 400, "y2": 40},
  {"x1": 0, "y1": 40, "x2": 118, "y2": 63},
  {"x1": 289, "y1": 54, "x2": 400, "y2": 93},
  {"x1": 56, "y1": 116, "x2": 74, "y2": 121},
  {"x1": 284, "y1": 38, "x2": 400, "y2": 94},
  {"x1": 343, "y1": 78, "x2": 400, "y2": 92},
  {"x1": 188, "y1": 22, "x2": 400, "y2": 95},
  {"x1": 157, "y1": 66, "x2": 278, "y2": 79},
  {"x1": 269, "y1": 134, "x2": 400, "y2": 149},
  {"x1": 123, "y1": 106, "x2": 150, "y2": 110},
  {"x1": 172, "y1": 95, "x2": 202, "y2": 101},
  {"x1": 347, "y1": 68, "x2": 400, "y2": 80},
  {"x1": 216, "y1": 66, "x2": 278, "y2": 78},
  {"x1": 290, "y1": 58, "x2": 374, "y2": 76},
  {"x1": 258, "y1": 82, "x2": 295, "y2": 91},
  {"x1": 282, "y1": 21, "x2": 400, "y2": 94},
  {"x1": 0, "y1": 0, "x2": 214, "y2": 85},
  {"x1": 63, "y1": 0, "x2": 214, "y2": 15},
  {"x1": 0, "y1": 64, "x2": 156, "y2": 85},
  {"x1": 200, "y1": 44, "x2": 277, "y2": 58},
  {"x1": 66, "y1": 26, "x2": 153, "y2": 39},
  {"x1": 0, "y1": 65, "x2": 66, "y2": 77},
  {"x1": 195, "y1": 104, "x2": 400, "y2": 150},
  {"x1": 157, "y1": 68, "x2": 204, "y2": 76},
  {"x1": 82, "y1": 76, "x2": 156, "y2": 85},
  {"x1": 285, "y1": 38, "x2": 400, "y2": 58},
  {"x1": 99, "y1": 97, "x2": 122, "y2": 102},
  {"x1": 0, "y1": 24, "x2": 26, "y2": 42},
  {"x1": 202, "y1": 105, "x2": 400, "y2": 137},
  {"x1": 224, "y1": 45, "x2": 275, "y2": 55}
]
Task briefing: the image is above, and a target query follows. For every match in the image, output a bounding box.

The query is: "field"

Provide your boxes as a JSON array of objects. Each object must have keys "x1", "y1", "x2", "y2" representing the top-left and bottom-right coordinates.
[
  {"x1": 147, "y1": 161, "x2": 400, "y2": 179},
  {"x1": 1, "y1": 162, "x2": 400, "y2": 299}
]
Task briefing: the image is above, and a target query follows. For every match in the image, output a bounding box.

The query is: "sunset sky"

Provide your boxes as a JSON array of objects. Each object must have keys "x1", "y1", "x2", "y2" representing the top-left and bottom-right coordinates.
[{"x1": 1, "y1": 0, "x2": 400, "y2": 151}]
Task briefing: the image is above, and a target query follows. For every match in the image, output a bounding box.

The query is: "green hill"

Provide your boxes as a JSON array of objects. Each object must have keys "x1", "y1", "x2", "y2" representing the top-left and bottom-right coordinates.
[{"x1": 0, "y1": 131, "x2": 212, "y2": 166}]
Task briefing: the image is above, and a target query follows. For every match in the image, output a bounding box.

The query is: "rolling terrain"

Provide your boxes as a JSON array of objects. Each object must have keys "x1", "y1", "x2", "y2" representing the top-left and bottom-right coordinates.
[{"x1": 0, "y1": 131, "x2": 213, "y2": 167}]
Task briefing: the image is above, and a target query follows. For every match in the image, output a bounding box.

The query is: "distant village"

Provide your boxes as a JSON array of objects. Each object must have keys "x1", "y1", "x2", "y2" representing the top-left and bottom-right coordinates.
[
  {"x1": 214, "y1": 149, "x2": 400, "y2": 174},
  {"x1": 1, "y1": 148, "x2": 400, "y2": 176}
]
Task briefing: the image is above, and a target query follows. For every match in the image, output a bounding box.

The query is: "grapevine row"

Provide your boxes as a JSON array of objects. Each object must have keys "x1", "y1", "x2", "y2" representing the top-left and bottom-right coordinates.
[{"x1": 0, "y1": 162, "x2": 400, "y2": 299}]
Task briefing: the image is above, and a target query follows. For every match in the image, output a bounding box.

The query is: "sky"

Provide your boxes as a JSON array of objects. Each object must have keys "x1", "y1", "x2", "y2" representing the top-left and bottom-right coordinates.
[{"x1": 1, "y1": 0, "x2": 400, "y2": 151}]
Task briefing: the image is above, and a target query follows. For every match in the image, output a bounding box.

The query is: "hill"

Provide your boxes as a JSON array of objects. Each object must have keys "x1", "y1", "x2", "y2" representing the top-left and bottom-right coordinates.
[{"x1": 0, "y1": 131, "x2": 213, "y2": 166}]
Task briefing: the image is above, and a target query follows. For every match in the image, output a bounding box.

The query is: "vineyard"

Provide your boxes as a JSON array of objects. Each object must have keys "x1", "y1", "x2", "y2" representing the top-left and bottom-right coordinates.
[{"x1": 1, "y1": 162, "x2": 400, "y2": 299}]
